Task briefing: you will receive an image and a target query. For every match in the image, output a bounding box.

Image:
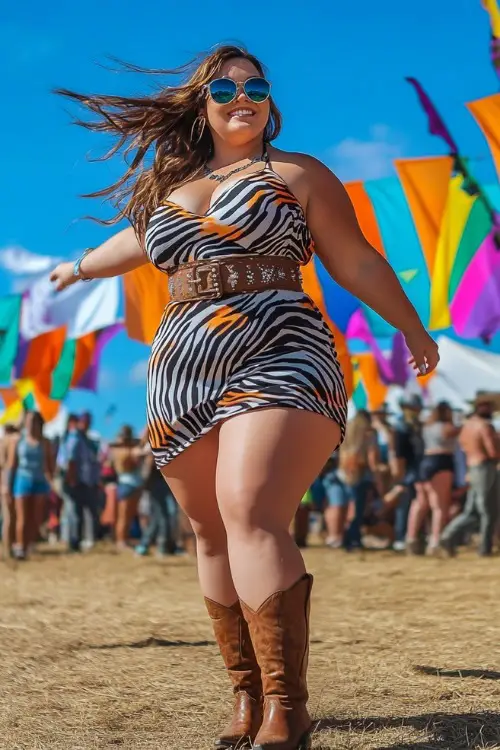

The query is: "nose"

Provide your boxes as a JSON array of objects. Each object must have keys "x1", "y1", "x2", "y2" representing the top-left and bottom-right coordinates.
[{"x1": 236, "y1": 82, "x2": 249, "y2": 102}]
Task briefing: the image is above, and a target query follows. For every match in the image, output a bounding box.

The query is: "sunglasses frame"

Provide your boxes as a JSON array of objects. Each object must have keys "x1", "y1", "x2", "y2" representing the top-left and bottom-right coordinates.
[{"x1": 205, "y1": 76, "x2": 272, "y2": 105}]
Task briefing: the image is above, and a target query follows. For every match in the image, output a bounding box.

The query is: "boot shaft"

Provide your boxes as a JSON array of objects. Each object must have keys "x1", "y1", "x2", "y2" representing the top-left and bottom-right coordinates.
[
  {"x1": 205, "y1": 597, "x2": 261, "y2": 697},
  {"x1": 240, "y1": 574, "x2": 313, "y2": 703}
]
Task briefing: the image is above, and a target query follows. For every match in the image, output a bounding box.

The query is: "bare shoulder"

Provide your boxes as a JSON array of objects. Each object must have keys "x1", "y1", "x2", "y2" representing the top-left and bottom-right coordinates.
[
  {"x1": 268, "y1": 147, "x2": 340, "y2": 181},
  {"x1": 267, "y1": 147, "x2": 344, "y2": 211}
]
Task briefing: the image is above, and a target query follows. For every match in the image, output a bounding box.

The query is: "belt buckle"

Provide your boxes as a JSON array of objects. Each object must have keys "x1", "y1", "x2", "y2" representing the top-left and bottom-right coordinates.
[{"x1": 192, "y1": 262, "x2": 223, "y2": 300}]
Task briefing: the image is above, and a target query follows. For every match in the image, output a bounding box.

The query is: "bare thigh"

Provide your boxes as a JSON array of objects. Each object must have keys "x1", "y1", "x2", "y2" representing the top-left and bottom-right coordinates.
[
  {"x1": 217, "y1": 408, "x2": 341, "y2": 529},
  {"x1": 160, "y1": 427, "x2": 225, "y2": 538},
  {"x1": 427, "y1": 471, "x2": 453, "y2": 509}
]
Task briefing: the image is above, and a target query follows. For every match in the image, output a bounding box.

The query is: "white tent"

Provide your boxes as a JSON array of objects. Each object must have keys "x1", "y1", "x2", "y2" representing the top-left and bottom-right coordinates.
[{"x1": 425, "y1": 336, "x2": 500, "y2": 410}]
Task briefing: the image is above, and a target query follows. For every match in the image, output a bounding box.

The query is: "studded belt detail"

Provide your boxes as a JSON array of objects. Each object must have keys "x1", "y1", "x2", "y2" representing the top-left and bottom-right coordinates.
[{"x1": 167, "y1": 254, "x2": 303, "y2": 303}]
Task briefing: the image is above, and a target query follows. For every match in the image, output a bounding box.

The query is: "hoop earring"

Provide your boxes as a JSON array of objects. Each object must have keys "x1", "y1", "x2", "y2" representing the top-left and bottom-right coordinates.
[{"x1": 190, "y1": 115, "x2": 206, "y2": 144}]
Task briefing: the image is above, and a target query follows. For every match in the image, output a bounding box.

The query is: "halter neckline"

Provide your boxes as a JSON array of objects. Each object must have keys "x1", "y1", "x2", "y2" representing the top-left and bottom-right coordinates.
[{"x1": 204, "y1": 143, "x2": 269, "y2": 183}]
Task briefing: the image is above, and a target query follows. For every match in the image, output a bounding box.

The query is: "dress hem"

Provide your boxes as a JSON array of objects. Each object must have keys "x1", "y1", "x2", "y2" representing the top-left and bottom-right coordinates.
[{"x1": 151, "y1": 400, "x2": 346, "y2": 469}]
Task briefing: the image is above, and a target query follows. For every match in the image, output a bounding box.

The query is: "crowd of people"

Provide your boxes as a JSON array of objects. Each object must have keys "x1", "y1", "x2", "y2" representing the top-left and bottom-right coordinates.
[
  {"x1": 1, "y1": 392, "x2": 499, "y2": 562},
  {"x1": 299, "y1": 392, "x2": 500, "y2": 556},
  {"x1": 0, "y1": 412, "x2": 185, "y2": 561}
]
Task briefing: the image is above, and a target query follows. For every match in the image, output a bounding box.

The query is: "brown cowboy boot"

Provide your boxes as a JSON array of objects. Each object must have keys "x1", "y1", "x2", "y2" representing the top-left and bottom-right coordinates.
[
  {"x1": 205, "y1": 598, "x2": 263, "y2": 749},
  {"x1": 240, "y1": 574, "x2": 313, "y2": 750}
]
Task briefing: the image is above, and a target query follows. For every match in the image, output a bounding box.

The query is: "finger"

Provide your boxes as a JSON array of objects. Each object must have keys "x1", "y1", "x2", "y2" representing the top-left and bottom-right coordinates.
[{"x1": 49, "y1": 271, "x2": 57, "y2": 281}]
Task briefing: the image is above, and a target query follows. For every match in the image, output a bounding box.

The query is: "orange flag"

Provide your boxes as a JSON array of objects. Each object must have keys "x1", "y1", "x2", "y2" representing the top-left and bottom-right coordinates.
[
  {"x1": 467, "y1": 94, "x2": 500, "y2": 179},
  {"x1": 344, "y1": 181, "x2": 385, "y2": 256},
  {"x1": 21, "y1": 328, "x2": 67, "y2": 392},
  {"x1": 395, "y1": 156, "x2": 454, "y2": 277},
  {"x1": 123, "y1": 265, "x2": 169, "y2": 345},
  {"x1": 354, "y1": 352, "x2": 388, "y2": 410}
]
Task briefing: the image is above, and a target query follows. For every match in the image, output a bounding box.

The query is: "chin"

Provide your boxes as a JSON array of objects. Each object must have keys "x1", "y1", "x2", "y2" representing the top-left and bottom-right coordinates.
[{"x1": 224, "y1": 123, "x2": 262, "y2": 142}]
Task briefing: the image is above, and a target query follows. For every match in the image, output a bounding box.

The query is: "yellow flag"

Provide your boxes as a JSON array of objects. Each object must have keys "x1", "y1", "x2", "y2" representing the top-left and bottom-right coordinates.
[
  {"x1": 482, "y1": 0, "x2": 500, "y2": 37},
  {"x1": 429, "y1": 177, "x2": 476, "y2": 330},
  {"x1": 0, "y1": 380, "x2": 35, "y2": 426}
]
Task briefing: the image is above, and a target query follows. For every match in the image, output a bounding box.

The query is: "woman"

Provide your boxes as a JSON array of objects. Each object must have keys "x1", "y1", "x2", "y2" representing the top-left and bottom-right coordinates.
[
  {"x1": 109, "y1": 425, "x2": 144, "y2": 551},
  {"x1": 1, "y1": 424, "x2": 20, "y2": 559},
  {"x1": 50, "y1": 46, "x2": 438, "y2": 750},
  {"x1": 406, "y1": 401, "x2": 459, "y2": 555},
  {"x1": 4, "y1": 412, "x2": 53, "y2": 560},
  {"x1": 339, "y1": 410, "x2": 380, "y2": 549}
]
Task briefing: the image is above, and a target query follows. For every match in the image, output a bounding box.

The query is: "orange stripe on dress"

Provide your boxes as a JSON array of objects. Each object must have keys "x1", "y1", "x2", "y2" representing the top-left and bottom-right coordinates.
[
  {"x1": 218, "y1": 390, "x2": 265, "y2": 406},
  {"x1": 206, "y1": 306, "x2": 248, "y2": 333}
]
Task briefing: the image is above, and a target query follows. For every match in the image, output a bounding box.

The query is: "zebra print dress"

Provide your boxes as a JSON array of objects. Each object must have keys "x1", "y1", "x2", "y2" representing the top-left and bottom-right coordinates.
[{"x1": 145, "y1": 165, "x2": 348, "y2": 467}]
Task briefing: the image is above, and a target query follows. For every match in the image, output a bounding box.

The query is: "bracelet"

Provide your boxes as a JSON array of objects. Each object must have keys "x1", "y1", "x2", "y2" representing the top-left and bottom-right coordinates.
[{"x1": 73, "y1": 247, "x2": 94, "y2": 282}]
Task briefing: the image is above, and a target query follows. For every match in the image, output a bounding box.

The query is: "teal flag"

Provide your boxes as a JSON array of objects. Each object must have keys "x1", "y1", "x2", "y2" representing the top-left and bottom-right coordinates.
[
  {"x1": 0, "y1": 296, "x2": 21, "y2": 385},
  {"x1": 364, "y1": 178, "x2": 430, "y2": 336}
]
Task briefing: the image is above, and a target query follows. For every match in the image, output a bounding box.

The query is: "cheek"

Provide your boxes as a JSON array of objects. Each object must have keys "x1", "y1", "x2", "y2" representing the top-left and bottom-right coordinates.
[{"x1": 206, "y1": 101, "x2": 226, "y2": 131}]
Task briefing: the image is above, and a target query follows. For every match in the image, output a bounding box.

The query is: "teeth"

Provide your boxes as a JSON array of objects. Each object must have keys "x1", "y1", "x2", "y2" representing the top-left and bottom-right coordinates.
[{"x1": 229, "y1": 109, "x2": 254, "y2": 117}]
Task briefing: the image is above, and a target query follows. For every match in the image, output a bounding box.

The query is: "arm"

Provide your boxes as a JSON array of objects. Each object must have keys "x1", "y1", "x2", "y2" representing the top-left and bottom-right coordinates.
[
  {"x1": 304, "y1": 158, "x2": 439, "y2": 375},
  {"x1": 367, "y1": 433, "x2": 384, "y2": 495},
  {"x1": 2, "y1": 438, "x2": 19, "y2": 493},
  {"x1": 443, "y1": 423, "x2": 461, "y2": 439},
  {"x1": 391, "y1": 430, "x2": 407, "y2": 484},
  {"x1": 43, "y1": 438, "x2": 55, "y2": 484},
  {"x1": 50, "y1": 227, "x2": 148, "y2": 291},
  {"x1": 366, "y1": 433, "x2": 380, "y2": 474},
  {"x1": 65, "y1": 435, "x2": 79, "y2": 487},
  {"x1": 481, "y1": 423, "x2": 499, "y2": 460}
]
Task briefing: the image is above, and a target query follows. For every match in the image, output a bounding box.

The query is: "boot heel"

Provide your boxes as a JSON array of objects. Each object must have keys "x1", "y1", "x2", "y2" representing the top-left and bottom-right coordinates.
[{"x1": 298, "y1": 729, "x2": 312, "y2": 749}]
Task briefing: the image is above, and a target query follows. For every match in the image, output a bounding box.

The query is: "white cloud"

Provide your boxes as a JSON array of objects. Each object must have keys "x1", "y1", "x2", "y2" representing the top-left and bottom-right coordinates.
[
  {"x1": 129, "y1": 359, "x2": 149, "y2": 384},
  {"x1": 328, "y1": 125, "x2": 405, "y2": 182},
  {"x1": 98, "y1": 368, "x2": 117, "y2": 389},
  {"x1": 0, "y1": 245, "x2": 61, "y2": 275},
  {"x1": 0, "y1": 245, "x2": 63, "y2": 294}
]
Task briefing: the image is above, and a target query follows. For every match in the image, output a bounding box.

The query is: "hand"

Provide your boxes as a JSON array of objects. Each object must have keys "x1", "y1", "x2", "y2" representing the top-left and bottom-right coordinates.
[
  {"x1": 404, "y1": 327, "x2": 440, "y2": 377},
  {"x1": 50, "y1": 261, "x2": 77, "y2": 292}
]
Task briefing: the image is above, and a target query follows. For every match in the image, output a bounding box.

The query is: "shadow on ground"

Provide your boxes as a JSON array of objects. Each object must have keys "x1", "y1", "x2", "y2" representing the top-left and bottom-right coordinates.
[
  {"x1": 315, "y1": 711, "x2": 500, "y2": 749},
  {"x1": 413, "y1": 665, "x2": 500, "y2": 681}
]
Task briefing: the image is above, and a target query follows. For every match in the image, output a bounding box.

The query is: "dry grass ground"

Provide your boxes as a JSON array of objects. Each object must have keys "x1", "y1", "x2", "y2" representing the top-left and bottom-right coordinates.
[{"x1": 1, "y1": 544, "x2": 499, "y2": 750}]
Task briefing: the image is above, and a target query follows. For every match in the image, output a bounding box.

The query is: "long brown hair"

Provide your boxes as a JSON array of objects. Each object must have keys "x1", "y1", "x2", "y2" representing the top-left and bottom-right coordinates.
[{"x1": 55, "y1": 45, "x2": 282, "y2": 240}]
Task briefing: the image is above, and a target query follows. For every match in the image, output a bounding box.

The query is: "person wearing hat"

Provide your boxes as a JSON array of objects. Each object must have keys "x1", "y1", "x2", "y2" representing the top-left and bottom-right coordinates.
[{"x1": 440, "y1": 394, "x2": 499, "y2": 556}]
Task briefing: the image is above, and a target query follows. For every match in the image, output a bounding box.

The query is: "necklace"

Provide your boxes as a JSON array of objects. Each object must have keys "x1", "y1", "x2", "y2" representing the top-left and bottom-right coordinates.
[{"x1": 204, "y1": 145, "x2": 268, "y2": 183}]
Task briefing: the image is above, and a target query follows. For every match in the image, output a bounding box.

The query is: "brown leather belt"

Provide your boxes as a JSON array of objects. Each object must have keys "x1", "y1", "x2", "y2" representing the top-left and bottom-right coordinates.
[{"x1": 167, "y1": 254, "x2": 303, "y2": 303}]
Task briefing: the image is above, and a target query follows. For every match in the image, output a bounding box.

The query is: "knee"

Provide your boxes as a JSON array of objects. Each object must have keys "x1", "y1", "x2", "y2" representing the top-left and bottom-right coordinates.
[
  {"x1": 218, "y1": 484, "x2": 279, "y2": 537},
  {"x1": 190, "y1": 518, "x2": 227, "y2": 557}
]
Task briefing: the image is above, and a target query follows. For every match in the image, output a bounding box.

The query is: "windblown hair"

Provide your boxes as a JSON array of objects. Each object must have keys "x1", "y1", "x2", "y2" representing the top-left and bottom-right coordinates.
[
  {"x1": 55, "y1": 45, "x2": 282, "y2": 240},
  {"x1": 340, "y1": 410, "x2": 373, "y2": 457}
]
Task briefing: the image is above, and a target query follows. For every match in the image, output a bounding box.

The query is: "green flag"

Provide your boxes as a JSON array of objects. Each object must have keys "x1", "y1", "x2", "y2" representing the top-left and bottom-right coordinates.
[{"x1": 0, "y1": 295, "x2": 21, "y2": 385}]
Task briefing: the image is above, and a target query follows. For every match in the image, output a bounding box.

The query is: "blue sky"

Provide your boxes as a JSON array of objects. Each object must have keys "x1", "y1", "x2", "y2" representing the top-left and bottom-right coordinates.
[{"x1": 0, "y1": 0, "x2": 498, "y2": 436}]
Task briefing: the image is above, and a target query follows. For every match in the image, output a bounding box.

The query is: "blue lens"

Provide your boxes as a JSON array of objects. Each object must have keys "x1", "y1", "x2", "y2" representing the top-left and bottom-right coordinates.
[
  {"x1": 244, "y1": 77, "x2": 271, "y2": 103},
  {"x1": 208, "y1": 78, "x2": 237, "y2": 104}
]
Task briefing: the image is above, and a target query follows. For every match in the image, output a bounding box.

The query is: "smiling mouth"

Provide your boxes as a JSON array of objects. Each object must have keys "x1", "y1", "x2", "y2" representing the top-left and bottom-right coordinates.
[{"x1": 228, "y1": 108, "x2": 256, "y2": 118}]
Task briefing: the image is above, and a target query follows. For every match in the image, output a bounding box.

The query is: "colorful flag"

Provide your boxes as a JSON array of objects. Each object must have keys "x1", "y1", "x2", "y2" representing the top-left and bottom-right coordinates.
[
  {"x1": 482, "y1": 0, "x2": 500, "y2": 38},
  {"x1": 449, "y1": 229, "x2": 500, "y2": 340},
  {"x1": 429, "y1": 176, "x2": 477, "y2": 329},
  {"x1": 20, "y1": 275, "x2": 120, "y2": 340},
  {"x1": 405, "y1": 78, "x2": 459, "y2": 154},
  {"x1": 364, "y1": 177, "x2": 430, "y2": 335},
  {"x1": 394, "y1": 156, "x2": 454, "y2": 277},
  {"x1": 123, "y1": 264, "x2": 169, "y2": 345},
  {"x1": 0, "y1": 295, "x2": 21, "y2": 385},
  {"x1": 467, "y1": 94, "x2": 500, "y2": 180}
]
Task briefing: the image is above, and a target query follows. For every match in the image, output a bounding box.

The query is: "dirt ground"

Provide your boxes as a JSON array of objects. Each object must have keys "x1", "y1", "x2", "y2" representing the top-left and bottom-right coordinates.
[{"x1": 1, "y1": 544, "x2": 499, "y2": 750}]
